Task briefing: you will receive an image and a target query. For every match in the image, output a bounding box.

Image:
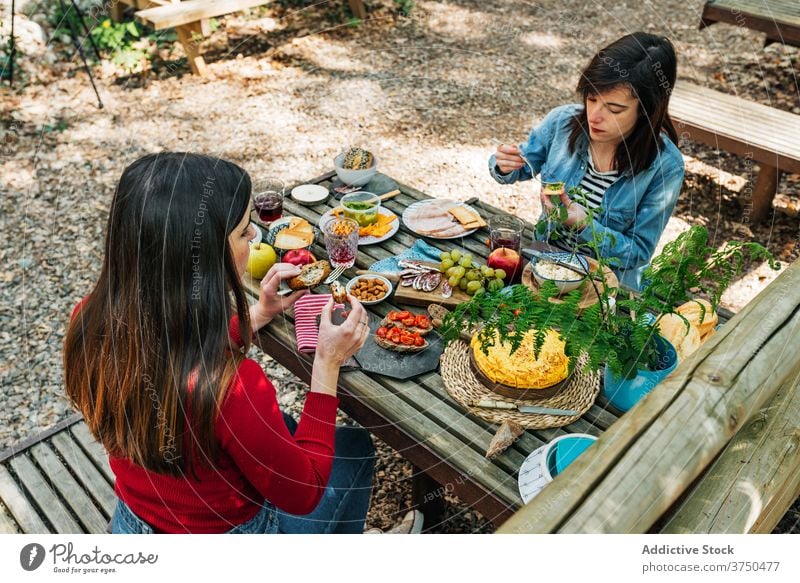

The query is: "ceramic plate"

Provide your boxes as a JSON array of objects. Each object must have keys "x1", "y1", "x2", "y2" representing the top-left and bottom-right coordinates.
[
  {"x1": 345, "y1": 274, "x2": 393, "y2": 305},
  {"x1": 318, "y1": 207, "x2": 400, "y2": 245},
  {"x1": 402, "y1": 200, "x2": 480, "y2": 239},
  {"x1": 248, "y1": 223, "x2": 262, "y2": 245},
  {"x1": 517, "y1": 444, "x2": 550, "y2": 504},
  {"x1": 291, "y1": 184, "x2": 330, "y2": 206}
]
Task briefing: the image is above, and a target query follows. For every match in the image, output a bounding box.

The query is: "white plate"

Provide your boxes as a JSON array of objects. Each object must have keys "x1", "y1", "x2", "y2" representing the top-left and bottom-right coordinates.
[
  {"x1": 517, "y1": 444, "x2": 551, "y2": 504},
  {"x1": 318, "y1": 207, "x2": 400, "y2": 245},
  {"x1": 402, "y1": 200, "x2": 480, "y2": 239},
  {"x1": 345, "y1": 274, "x2": 393, "y2": 305},
  {"x1": 291, "y1": 184, "x2": 330, "y2": 206},
  {"x1": 248, "y1": 223, "x2": 262, "y2": 245}
]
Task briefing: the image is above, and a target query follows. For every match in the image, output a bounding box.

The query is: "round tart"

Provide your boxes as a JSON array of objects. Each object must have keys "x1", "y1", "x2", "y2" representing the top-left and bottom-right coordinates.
[{"x1": 470, "y1": 329, "x2": 569, "y2": 391}]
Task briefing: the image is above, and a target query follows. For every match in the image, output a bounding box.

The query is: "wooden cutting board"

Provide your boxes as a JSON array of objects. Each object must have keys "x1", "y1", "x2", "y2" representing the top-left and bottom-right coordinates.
[{"x1": 362, "y1": 262, "x2": 471, "y2": 309}]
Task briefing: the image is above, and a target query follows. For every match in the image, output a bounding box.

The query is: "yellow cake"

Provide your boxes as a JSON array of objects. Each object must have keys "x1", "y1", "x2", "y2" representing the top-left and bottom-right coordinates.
[{"x1": 471, "y1": 329, "x2": 569, "y2": 389}]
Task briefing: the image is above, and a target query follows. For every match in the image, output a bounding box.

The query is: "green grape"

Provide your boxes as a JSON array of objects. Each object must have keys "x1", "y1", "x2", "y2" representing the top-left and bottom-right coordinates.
[
  {"x1": 462, "y1": 253, "x2": 472, "y2": 263},
  {"x1": 483, "y1": 267, "x2": 495, "y2": 279},
  {"x1": 450, "y1": 249, "x2": 462, "y2": 262},
  {"x1": 494, "y1": 268, "x2": 507, "y2": 281},
  {"x1": 441, "y1": 259, "x2": 454, "y2": 270},
  {"x1": 446, "y1": 266, "x2": 458, "y2": 277},
  {"x1": 473, "y1": 286, "x2": 486, "y2": 298},
  {"x1": 465, "y1": 270, "x2": 479, "y2": 282},
  {"x1": 459, "y1": 257, "x2": 472, "y2": 268},
  {"x1": 459, "y1": 278, "x2": 468, "y2": 290},
  {"x1": 466, "y1": 280, "x2": 483, "y2": 293},
  {"x1": 452, "y1": 266, "x2": 466, "y2": 279},
  {"x1": 440, "y1": 252, "x2": 450, "y2": 261},
  {"x1": 488, "y1": 279, "x2": 504, "y2": 292},
  {"x1": 448, "y1": 275, "x2": 461, "y2": 287}
]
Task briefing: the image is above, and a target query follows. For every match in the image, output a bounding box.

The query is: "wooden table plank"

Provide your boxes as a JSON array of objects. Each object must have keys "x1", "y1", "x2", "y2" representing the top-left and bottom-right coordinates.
[
  {"x1": 0, "y1": 466, "x2": 49, "y2": 533},
  {"x1": 50, "y1": 433, "x2": 117, "y2": 517},
  {"x1": 70, "y1": 423, "x2": 115, "y2": 484},
  {"x1": 9, "y1": 455, "x2": 83, "y2": 533},
  {"x1": 0, "y1": 501, "x2": 19, "y2": 533},
  {"x1": 701, "y1": 0, "x2": 800, "y2": 46},
  {"x1": 661, "y1": 368, "x2": 800, "y2": 533},
  {"x1": 30, "y1": 443, "x2": 108, "y2": 533}
]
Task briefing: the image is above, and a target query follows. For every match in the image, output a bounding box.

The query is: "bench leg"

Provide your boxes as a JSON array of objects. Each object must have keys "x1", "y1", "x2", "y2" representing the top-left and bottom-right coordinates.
[
  {"x1": 411, "y1": 467, "x2": 446, "y2": 531},
  {"x1": 348, "y1": 0, "x2": 367, "y2": 20},
  {"x1": 176, "y1": 25, "x2": 208, "y2": 77},
  {"x1": 109, "y1": 1, "x2": 126, "y2": 23},
  {"x1": 749, "y1": 164, "x2": 779, "y2": 223}
]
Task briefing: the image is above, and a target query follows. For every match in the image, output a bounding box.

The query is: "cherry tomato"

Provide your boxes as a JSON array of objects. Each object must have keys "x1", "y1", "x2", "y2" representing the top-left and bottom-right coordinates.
[
  {"x1": 402, "y1": 316, "x2": 416, "y2": 327},
  {"x1": 395, "y1": 311, "x2": 412, "y2": 320},
  {"x1": 400, "y1": 334, "x2": 415, "y2": 346},
  {"x1": 389, "y1": 329, "x2": 402, "y2": 343},
  {"x1": 389, "y1": 311, "x2": 400, "y2": 321},
  {"x1": 414, "y1": 336, "x2": 424, "y2": 347},
  {"x1": 414, "y1": 315, "x2": 431, "y2": 329},
  {"x1": 376, "y1": 327, "x2": 388, "y2": 338}
]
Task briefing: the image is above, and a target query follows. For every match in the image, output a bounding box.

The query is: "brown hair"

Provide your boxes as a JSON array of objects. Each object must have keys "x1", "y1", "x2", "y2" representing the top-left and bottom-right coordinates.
[
  {"x1": 568, "y1": 32, "x2": 679, "y2": 175},
  {"x1": 64, "y1": 153, "x2": 252, "y2": 477}
]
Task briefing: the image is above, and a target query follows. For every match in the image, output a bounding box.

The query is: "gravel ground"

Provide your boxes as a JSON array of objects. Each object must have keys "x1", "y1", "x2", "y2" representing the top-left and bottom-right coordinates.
[{"x1": 1, "y1": 0, "x2": 798, "y2": 533}]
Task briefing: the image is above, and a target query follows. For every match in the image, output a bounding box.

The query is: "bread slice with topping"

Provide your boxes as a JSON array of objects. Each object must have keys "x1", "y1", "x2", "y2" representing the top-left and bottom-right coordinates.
[{"x1": 288, "y1": 260, "x2": 331, "y2": 290}]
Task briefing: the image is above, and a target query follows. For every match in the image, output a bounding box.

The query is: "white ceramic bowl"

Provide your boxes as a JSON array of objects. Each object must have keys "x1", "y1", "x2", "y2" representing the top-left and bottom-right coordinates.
[
  {"x1": 334, "y1": 152, "x2": 378, "y2": 187},
  {"x1": 531, "y1": 252, "x2": 589, "y2": 294},
  {"x1": 345, "y1": 274, "x2": 393, "y2": 305}
]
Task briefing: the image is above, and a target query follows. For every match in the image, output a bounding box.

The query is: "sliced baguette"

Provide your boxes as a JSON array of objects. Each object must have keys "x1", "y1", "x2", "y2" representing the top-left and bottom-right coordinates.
[
  {"x1": 288, "y1": 260, "x2": 331, "y2": 290},
  {"x1": 374, "y1": 335, "x2": 428, "y2": 353}
]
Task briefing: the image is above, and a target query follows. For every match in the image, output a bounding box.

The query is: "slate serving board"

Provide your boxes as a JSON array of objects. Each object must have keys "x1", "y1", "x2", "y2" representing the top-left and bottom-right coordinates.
[{"x1": 332, "y1": 309, "x2": 443, "y2": 380}]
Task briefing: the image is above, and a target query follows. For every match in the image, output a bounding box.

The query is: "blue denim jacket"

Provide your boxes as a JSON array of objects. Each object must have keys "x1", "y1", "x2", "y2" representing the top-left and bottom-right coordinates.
[{"x1": 489, "y1": 104, "x2": 685, "y2": 290}]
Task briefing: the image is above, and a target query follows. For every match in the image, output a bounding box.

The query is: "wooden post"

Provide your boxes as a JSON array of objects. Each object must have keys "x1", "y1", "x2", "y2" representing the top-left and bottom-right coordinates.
[
  {"x1": 498, "y1": 258, "x2": 800, "y2": 533},
  {"x1": 411, "y1": 466, "x2": 446, "y2": 530},
  {"x1": 749, "y1": 164, "x2": 779, "y2": 223},
  {"x1": 110, "y1": 1, "x2": 126, "y2": 22},
  {"x1": 176, "y1": 25, "x2": 208, "y2": 76},
  {"x1": 348, "y1": 0, "x2": 367, "y2": 20}
]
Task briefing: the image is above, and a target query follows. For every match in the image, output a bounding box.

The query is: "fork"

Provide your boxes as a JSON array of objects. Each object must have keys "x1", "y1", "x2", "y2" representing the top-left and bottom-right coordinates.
[{"x1": 277, "y1": 265, "x2": 346, "y2": 296}]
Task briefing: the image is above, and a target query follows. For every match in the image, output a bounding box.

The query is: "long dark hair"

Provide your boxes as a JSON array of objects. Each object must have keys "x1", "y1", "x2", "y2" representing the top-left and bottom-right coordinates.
[
  {"x1": 568, "y1": 32, "x2": 678, "y2": 175},
  {"x1": 64, "y1": 153, "x2": 252, "y2": 477}
]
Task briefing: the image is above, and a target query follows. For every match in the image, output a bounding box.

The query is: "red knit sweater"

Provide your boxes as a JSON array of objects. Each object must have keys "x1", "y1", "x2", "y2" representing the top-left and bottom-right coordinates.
[{"x1": 72, "y1": 303, "x2": 339, "y2": 533}]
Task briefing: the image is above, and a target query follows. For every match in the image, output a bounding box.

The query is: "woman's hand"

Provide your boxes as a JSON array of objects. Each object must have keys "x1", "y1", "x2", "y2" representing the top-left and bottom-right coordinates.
[
  {"x1": 316, "y1": 296, "x2": 370, "y2": 367},
  {"x1": 250, "y1": 263, "x2": 308, "y2": 330},
  {"x1": 541, "y1": 189, "x2": 588, "y2": 229},
  {"x1": 495, "y1": 144, "x2": 526, "y2": 174}
]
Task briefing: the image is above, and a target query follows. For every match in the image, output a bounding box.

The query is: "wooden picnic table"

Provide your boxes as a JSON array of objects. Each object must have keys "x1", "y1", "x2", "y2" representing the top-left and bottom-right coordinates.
[
  {"x1": 241, "y1": 171, "x2": 648, "y2": 527},
  {"x1": 700, "y1": 0, "x2": 800, "y2": 47}
]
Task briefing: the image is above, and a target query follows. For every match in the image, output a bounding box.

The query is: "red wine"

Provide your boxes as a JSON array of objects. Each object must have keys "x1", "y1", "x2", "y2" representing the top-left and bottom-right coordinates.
[
  {"x1": 490, "y1": 236, "x2": 520, "y2": 252},
  {"x1": 254, "y1": 193, "x2": 283, "y2": 223}
]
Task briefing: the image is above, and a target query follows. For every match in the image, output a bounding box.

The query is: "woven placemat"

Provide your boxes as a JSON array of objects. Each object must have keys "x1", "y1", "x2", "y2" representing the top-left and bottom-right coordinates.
[{"x1": 441, "y1": 340, "x2": 600, "y2": 429}]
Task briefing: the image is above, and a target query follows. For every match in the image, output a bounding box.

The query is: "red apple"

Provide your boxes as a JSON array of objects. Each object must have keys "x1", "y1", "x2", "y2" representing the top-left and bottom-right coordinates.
[
  {"x1": 283, "y1": 249, "x2": 317, "y2": 267},
  {"x1": 487, "y1": 247, "x2": 522, "y2": 283}
]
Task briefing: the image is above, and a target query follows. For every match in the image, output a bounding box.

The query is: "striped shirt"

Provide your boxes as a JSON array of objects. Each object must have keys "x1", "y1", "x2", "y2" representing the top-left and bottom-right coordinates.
[{"x1": 554, "y1": 153, "x2": 618, "y2": 247}]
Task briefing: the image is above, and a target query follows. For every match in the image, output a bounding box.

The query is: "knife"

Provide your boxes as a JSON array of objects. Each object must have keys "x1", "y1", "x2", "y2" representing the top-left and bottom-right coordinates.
[
  {"x1": 521, "y1": 248, "x2": 590, "y2": 276},
  {"x1": 471, "y1": 398, "x2": 579, "y2": 416}
]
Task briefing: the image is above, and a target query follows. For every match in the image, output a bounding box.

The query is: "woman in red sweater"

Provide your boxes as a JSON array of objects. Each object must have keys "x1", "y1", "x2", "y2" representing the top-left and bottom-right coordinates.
[{"x1": 63, "y1": 153, "x2": 376, "y2": 533}]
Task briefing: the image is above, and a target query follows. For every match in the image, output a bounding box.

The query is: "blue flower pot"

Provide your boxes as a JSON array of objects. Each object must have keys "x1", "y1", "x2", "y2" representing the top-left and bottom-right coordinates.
[{"x1": 602, "y1": 336, "x2": 678, "y2": 413}]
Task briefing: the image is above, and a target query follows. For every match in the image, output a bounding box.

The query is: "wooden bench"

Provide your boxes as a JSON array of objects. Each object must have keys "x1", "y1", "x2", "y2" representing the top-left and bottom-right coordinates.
[
  {"x1": 669, "y1": 81, "x2": 800, "y2": 223},
  {"x1": 111, "y1": 0, "x2": 367, "y2": 76},
  {"x1": 0, "y1": 415, "x2": 115, "y2": 533},
  {"x1": 700, "y1": 0, "x2": 800, "y2": 47}
]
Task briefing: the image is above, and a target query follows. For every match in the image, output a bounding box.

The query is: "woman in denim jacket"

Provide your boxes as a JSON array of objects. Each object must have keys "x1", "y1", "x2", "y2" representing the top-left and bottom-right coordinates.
[{"x1": 489, "y1": 32, "x2": 684, "y2": 290}]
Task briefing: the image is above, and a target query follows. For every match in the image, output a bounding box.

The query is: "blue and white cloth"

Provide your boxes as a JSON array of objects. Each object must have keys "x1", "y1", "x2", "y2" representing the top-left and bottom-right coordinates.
[{"x1": 368, "y1": 239, "x2": 442, "y2": 274}]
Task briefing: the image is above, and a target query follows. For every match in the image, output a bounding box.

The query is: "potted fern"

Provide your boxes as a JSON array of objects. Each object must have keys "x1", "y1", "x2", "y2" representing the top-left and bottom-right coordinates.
[{"x1": 441, "y1": 188, "x2": 780, "y2": 412}]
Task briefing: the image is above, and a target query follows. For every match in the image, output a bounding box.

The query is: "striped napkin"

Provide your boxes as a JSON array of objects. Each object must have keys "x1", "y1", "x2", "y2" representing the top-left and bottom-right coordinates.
[{"x1": 294, "y1": 293, "x2": 344, "y2": 353}]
